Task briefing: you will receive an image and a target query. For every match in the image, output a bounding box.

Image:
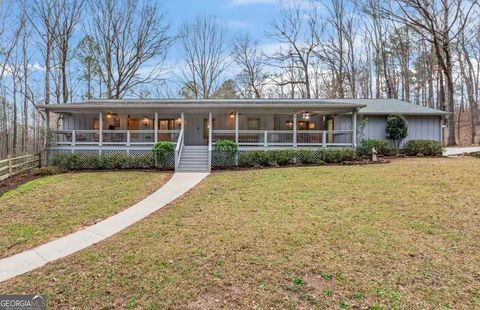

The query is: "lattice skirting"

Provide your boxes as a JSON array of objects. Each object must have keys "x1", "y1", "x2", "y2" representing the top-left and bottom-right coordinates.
[
  {"x1": 211, "y1": 148, "x2": 355, "y2": 169},
  {"x1": 47, "y1": 148, "x2": 174, "y2": 170}
]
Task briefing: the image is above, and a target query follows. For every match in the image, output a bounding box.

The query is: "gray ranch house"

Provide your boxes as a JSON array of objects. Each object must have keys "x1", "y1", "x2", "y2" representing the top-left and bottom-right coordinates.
[{"x1": 41, "y1": 99, "x2": 448, "y2": 171}]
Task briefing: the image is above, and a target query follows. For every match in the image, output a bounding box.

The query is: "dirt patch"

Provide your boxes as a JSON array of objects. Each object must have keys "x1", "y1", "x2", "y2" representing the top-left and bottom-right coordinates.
[
  {"x1": 187, "y1": 288, "x2": 244, "y2": 309},
  {"x1": 0, "y1": 172, "x2": 39, "y2": 196},
  {"x1": 303, "y1": 274, "x2": 336, "y2": 294}
]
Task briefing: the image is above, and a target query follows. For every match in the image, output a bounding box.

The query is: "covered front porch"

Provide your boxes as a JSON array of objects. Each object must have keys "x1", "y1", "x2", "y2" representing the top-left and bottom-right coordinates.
[
  {"x1": 50, "y1": 111, "x2": 358, "y2": 149},
  {"x1": 43, "y1": 99, "x2": 365, "y2": 171}
]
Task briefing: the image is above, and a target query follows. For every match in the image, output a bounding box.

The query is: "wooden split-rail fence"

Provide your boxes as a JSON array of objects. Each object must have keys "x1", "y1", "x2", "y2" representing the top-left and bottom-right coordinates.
[{"x1": 0, "y1": 154, "x2": 42, "y2": 181}]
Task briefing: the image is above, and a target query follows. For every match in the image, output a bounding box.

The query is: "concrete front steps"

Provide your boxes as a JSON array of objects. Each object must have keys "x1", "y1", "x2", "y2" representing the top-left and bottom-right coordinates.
[{"x1": 177, "y1": 145, "x2": 209, "y2": 172}]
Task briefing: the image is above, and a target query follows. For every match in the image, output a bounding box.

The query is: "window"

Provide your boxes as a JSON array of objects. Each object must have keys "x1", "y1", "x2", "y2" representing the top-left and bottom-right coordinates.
[
  {"x1": 158, "y1": 119, "x2": 175, "y2": 130},
  {"x1": 298, "y1": 121, "x2": 310, "y2": 130},
  {"x1": 247, "y1": 118, "x2": 260, "y2": 130}
]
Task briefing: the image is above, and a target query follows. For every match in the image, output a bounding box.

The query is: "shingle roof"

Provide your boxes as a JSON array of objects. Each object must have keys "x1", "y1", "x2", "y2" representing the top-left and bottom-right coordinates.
[
  {"x1": 39, "y1": 98, "x2": 448, "y2": 115},
  {"x1": 326, "y1": 99, "x2": 448, "y2": 115}
]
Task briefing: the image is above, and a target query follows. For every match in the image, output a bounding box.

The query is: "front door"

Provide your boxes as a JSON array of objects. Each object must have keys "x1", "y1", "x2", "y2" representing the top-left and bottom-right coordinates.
[{"x1": 185, "y1": 113, "x2": 208, "y2": 145}]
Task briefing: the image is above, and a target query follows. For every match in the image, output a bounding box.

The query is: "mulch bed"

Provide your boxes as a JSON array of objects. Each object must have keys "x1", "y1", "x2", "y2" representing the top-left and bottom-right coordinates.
[{"x1": 0, "y1": 172, "x2": 39, "y2": 196}]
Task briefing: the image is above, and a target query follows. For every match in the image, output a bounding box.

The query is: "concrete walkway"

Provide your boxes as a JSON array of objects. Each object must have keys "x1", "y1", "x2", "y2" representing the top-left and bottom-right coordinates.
[
  {"x1": 0, "y1": 172, "x2": 208, "y2": 282},
  {"x1": 444, "y1": 146, "x2": 480, "y2": 156}
]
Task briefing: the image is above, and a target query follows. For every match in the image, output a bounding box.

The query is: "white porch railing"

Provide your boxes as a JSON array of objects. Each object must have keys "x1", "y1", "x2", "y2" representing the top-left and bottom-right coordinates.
[
  {"x1": 211, "y1": 129, "x2": 354, "y2": 147},
  {"x1": 50, "y1": 130, "x2": 180, "y2": 147}
]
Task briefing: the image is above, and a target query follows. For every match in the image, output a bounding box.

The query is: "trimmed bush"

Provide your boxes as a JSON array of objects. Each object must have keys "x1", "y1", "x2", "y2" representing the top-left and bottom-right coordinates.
[
  {"x1": 214, "y1": 140, "x2": 238, "y2": 168},
  {"x1": 215, "y1": 139, "x2": 238, "y2": 151},
  {"x1": 153, "y1": 141, "x2": 175, "y2": 152},
  {"x1": 323, "y1": 149, "x2": 356, "y2": 163},
  {"x1": 32, "y1": 166, "x2": 67, "y2": 176},
  {"x1": 268, "y1": 150, "x2": 296, "y2": 166},
  {"x1": 227, "y1": 148, "x2": 356, "y2": 169},
  {"x1": 296, "y1": 149, "x2": 326, "y2": 165},
  {"x1": 403, "y1": 140, "x2": 443, "y2": 156},
  {"x1": 50, "y1": 152, "x2": 170, "y2": 170},
  {"x1": 357, "y1": 139, "x2": 392, "y2": 156},
  {"x1": 153, "y1": 141, "x2": 175, "y2": 169},
  {"x1": 238, "y1": 151, "x2": 270, "y2": 167}
]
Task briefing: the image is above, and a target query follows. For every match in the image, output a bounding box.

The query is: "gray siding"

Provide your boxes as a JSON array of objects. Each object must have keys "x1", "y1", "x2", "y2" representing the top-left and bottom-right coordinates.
[
  {"x1": 359, "y1": 114, "x2": 442, "y2": 143},
  {"x1": 360, "y1": 116, "x2": 387, "y2": 141}
]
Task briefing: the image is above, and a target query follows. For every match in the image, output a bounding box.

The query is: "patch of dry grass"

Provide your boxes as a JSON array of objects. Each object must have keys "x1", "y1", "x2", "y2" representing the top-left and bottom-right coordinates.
[
  {"x1": 0, "y1": 171, "x2": 171, "y2": 258},
  {"x1": 1, "y1": 158, "x2": 479, "y2": 309}
]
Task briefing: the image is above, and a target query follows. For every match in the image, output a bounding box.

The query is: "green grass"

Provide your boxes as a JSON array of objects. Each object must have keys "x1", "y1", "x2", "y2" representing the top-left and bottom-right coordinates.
[
  {"x1": 0, "y1": 171, "x2": 171, "y2": 258},
  {"x1": 1, "y1": 158, "x2": 480, "y2": 309}
]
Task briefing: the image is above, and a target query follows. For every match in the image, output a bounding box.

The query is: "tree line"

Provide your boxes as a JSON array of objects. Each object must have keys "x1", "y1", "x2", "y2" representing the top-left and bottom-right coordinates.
[{"x1": 0, "y1": 0, "x2": 479, "y2": 159}]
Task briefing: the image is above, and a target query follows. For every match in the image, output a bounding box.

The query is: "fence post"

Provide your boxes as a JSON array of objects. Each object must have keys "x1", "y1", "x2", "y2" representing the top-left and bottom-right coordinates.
[{"x1": 8, "y1": 155, "x2": 12, "y2": 177}]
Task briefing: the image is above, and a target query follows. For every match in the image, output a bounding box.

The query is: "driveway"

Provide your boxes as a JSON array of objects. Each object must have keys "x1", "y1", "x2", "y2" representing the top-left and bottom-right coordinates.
[{"x1": 444, "y1": 146, "x2": 480, "y2": 156}]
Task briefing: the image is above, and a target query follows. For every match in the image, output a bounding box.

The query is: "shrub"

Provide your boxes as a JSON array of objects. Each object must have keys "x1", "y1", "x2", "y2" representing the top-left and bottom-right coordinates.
[
  {"x1": 234, "y1": 148, "x2": 355, "y2": 168},
  {"x1": 51, "y1": 152, "x2": 161, "y2": 170},
  {"x1": 268, "y1": 150, "x2": 296, "y2": 166},
  {"x1": 153, "y1": 141, "x2": 175, "y2": 152},
  {"x1": 238, "y1": 151, "x2": 270, "y2": 167},
  {"x1": 153, "y1": 141, "x2": 175, "y2": 169},
  {"x1": 296, "y1": 149, "x2": 326, "y2": 165},
  {"x1": 32, "y1": 166, "x2": 67, "y2": 176},
  {"x1": 386, "y1": 114, "x2": 408, "y2": 154},
  {"x1": 215, "y1": 139, "x2": 238, "y2": 151},
  {"x1": 214, "y1": 140, "x2": 238, "y2": 168},
  {"x1": 323, "y1": 149, "x2": 356, "y2": 163},
  {"x1": 403, "y1": 140, "x2": 443, "y2": 156},
  {"x1": 357, "y1": 139, "x2": 392, "y2": 156}
]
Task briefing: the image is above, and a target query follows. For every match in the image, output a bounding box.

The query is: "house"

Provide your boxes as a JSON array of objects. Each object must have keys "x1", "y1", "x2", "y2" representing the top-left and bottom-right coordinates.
[{"x1": 40, "y1": 98, "x2": 448, "y2": 171}]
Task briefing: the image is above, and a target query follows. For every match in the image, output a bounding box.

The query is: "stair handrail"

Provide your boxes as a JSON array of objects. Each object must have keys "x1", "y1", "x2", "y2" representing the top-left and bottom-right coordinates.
[
  {"x1": 208, "y1": 121, "x2": 212, "y2": 172},
  {"x1": 175, "y1": 126, "x2": 184, "y2": 170}
]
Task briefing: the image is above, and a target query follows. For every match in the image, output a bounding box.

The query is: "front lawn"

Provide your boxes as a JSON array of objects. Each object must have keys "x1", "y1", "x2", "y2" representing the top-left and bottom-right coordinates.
[
  {"x1": 2, "y1": 158, "x2": 480, "y2": 309},
  {"x1": 0, "y1": 171, "x2": 171, "y2": 258}
]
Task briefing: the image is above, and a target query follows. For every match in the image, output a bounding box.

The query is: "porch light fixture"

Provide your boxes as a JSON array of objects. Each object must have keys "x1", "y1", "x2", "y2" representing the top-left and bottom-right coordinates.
[
  {"x1": 302, "y1": 112, "x2": 310, "y2": 120},
  {"x1": 285, "y1": 120, "x2": 293, "y2": 129},
  {"x1": 143, "y1": 116, "x2": 149, "y2": 126},
  {"x1": 230, "y1": 111, "x2": 236, "y2": 119},
  {"x1": 176, "y1": 116, "x2": 182, "y2": 123},
  {"x1": 107, "y1": 112, "x2": 112, "y2": 118}
]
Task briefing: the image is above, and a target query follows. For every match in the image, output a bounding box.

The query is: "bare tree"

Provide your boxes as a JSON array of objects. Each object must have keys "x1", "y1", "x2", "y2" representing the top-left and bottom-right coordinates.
[
  {"x1": 317, "y1": 0, "x2": 358, "y2": 98},
  {"x1": 385, "y1": 0, "x2": 477, "y2": 146},
  {"x1": 52, "y1": 0, "x2": 84, "y2": 104},
  {"x1": 27, "y1": 0, "x2": 62, "y2": 106},
  {"x1": 0, "y1": 2, "x2": 25, "y2": 157},
  {"x1": 267, "y1": 1, "x2": 321, "y2": 98},
  {"x1": 232, "y1": 34, "x2": 267, "y2": 98},
  {"x1": 179, "y1": 15, "x2": 230, "y2": 99},
  {"x1": 90, "y1": 0, "x2": 173, "y2": 99}
]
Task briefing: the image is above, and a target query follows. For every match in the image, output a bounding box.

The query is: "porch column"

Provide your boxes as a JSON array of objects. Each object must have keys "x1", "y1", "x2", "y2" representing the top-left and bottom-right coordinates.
[
  {"x1": 235, "y1": 111, "x2": 239, "y2": 144},
  {"x1": 208, "y1": 112, "x2": 213, "y2": 140},
  {"x1": 208, "y1": 112, "x2": 212, "y2": 171},
  {"x1": 154, "y1": 112, "x2": 158, "y2": 143},
  {"x1": 293, "y1": 113, "x2": 297, "y2": 147},
  {"x1": 99, "y1": 112, "x2": 103, "y2": 146},
  {"x1": 352, "y1": 110, "x2": 357, "y2": 148},
  {"x1": 181, "y1": 112, "x2": 185, "y2": 132}
]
